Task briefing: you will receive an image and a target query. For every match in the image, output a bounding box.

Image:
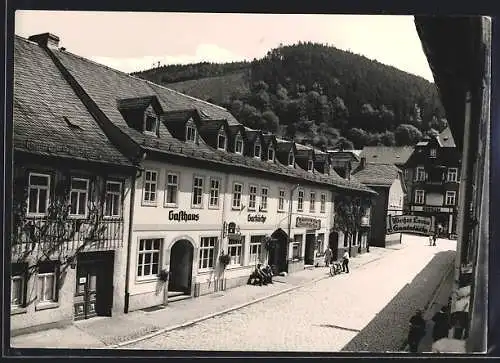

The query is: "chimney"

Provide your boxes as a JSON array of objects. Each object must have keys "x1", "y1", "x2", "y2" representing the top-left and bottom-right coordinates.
[{"x1": 28, "y1": 33, "x2": 60, "y2": 49}]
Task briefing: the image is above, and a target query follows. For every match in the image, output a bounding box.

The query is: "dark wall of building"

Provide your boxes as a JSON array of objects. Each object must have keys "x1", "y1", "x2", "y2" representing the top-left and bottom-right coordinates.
[{"x1": 369, "y1": 186, "x2": 389, "y2": 247}]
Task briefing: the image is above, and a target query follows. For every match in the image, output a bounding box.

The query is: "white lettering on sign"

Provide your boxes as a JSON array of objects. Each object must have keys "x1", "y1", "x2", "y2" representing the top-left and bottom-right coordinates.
[
  {"x1": 296, "y1": 217, "x2": 321, "y2": 229},
  {"x1": 386, "y1": 214, "x2": 433, "y2": 235}
]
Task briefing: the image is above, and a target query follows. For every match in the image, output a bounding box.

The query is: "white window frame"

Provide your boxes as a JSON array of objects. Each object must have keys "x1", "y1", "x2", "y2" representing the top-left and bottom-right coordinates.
[
  {"x1": 415, "y1": 189, "x2": 425, "y2": 204},
  {"x1": 11, "y1": 274, "x2": 25, "y2": 308},
  {"x1": 228, "y1": 236, "x2": 244, "y2": 266},
  {"x1": 164, "y1": 172, "x2": 179, "y2": 208},
  {"x1": 192, "y1": 175, "x2": 205, "y2": 208},
  {"x1": 310, "y1": 192, "x2": 316, "y2": 212},
  {"x1": 199, "y1": 236, "x2": 217, "y2": 271},
  {"x1": 234, "y1": 133, "x2": 244, "y2": 154},
  {"x1": 144, "y1": 114, "x2": 158, "y2": 135},
  {"x1": 68, "y1": 177, "x2": 89, "y2": 218},
  {"x1": 254, "y1": 140, "x2": 262, "y2": 158},
  {"x1": 447, "y1": 168, "x2": 458, "y2": 182},
  {"x1": 297, "y1": 189, "x2": 304, "y2": 212},
  {"x1": 320, "y1": 193, "x2": 326, "y2": 213},
  {"x1": 186, "y1": 119, "x2": 197, "y2": 143},
  {"x1": 208, "y1": 177, "x2": 221, "y2": 209},
  {"x1": 104, "y1": 180, "x2": 122, "y2": 218},
  {"x1": 27, "y1": 172, "x2": 51, "y2": 217},
  {"x1": 416, "y1": 167, "x2": 426, "y2": 181},
  {"x1": 142, "y1": 170, "x2": 158, "y2": 206},
  {"x1": 232, "y1": 182, "x2": 243, "y2": 210},
  {"x1": 217, "y1": 128, "x2": 227, "y2": 151},
  {"x1": 137, "y1": 238, "x2": 162, "y2": 280},
  {"x1": 308, "y1": 160, "x2": 314, "y2": 172},
  {"x1": 278, "y1": 189, "x2": 286, "y2": 212},
  {"x1": 260, "y1": 187, "x2": 269, "y2": 211},
  {"x1": 248, "y1": 184, "x2": 258, "y2": 211},
  {"x1": 37, "y1": 270, "x2": 57, "y2": 303},
  {"x1": 249, "y1": 235, "x2": 264, "y2": 265},
  {"x1": 404, "y1": 169, "x2": 409, "y2": 178},
  {"x1": 445, "y1": 191, "x2": 457, "y2": 206},
  {"x1": 267, "y1": 146, "x2": 275, "y2": 162},
  {"x1": 430, "y1": 148, "x2": 437, "y2": 158},
  {"x1": 288, "y1": 151, "x2": 295, "y2": 166}
]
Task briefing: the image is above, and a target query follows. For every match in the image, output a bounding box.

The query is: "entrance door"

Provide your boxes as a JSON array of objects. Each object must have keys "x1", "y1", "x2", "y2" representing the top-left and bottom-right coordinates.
[
  {"x1": 329, "y1": 231, "x2": 339, "y2": 261},
  {"x1": 168, "y1": 240, "x2": 194, "y2": 294},
  {"x1": 304, "y1": 234, "x2": 316, "y2": 265},
  {"x1": 74, "y1": 252, "x2": 114, "y2": 320},
  {"x1": 269, "y1": 229, "x2": 288, "y2": 274}
]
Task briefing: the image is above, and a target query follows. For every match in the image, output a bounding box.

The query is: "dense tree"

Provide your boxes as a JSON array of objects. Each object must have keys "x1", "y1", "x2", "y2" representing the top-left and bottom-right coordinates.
[{"x1": 394, "y1": 124, "x2": 423, "y2": 146}]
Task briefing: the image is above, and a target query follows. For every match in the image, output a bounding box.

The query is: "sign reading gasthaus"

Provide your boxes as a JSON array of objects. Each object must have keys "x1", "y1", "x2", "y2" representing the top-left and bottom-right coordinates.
[{"x1": 386, "y1": 215, "x2": 433, "y2": 235}]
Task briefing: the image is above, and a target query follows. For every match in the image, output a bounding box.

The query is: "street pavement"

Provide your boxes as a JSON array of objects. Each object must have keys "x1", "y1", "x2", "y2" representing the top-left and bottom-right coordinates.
[{"x1": 124, "y1": 236, "x2": 456, "y2": 352}]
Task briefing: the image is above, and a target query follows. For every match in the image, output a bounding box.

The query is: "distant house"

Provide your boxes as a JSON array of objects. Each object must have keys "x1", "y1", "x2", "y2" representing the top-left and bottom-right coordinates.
[{"x1": 352, "y1": 159, "x2": 406, "y2": 248}]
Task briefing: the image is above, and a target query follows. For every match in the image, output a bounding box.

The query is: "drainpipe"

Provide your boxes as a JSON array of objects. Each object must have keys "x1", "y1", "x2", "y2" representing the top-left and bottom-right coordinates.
[
  {"x1": 124, "y1": 156, "x2": 146, "y2": 313},
  {"x1": 218, "y1": 172, "x2": 230, "y2": 291},
  {"x1": 287, "y1": 184, "x2": 300, "y2": 271}
]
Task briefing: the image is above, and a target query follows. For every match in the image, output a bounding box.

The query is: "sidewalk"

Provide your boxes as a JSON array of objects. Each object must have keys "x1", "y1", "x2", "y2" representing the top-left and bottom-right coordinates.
[{"x1": 11, "y1": 246, "x2": 393, "y2": 349}]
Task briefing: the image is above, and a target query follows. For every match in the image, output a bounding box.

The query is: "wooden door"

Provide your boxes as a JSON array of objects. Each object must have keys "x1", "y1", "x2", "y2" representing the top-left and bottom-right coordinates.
[{"x1": 74, "y1": 263, "x2": 98, "y2": 320}]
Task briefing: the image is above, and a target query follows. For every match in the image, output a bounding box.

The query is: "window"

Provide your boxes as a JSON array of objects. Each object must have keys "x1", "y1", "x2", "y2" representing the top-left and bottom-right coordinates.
[
  {"x1": 199, "y1": 237, "x2": 217, "y2": 270},
  {"x1": 310, "y1": 192, "x2": 316, "y2": 212},
  {"x1": 144, "y1": 115, "x2": 157, "y2": 134},
  {"x1": 447, "y1": 168, "x2": 458, "y2": 182},
  {"x1": 228, "y1": 236, "x2": 244, "y2": 266},
  {"x1": 308, "y1": 160, "x2": 314, "y2": 172},
  {"x1": 297, "y1": 189, "x2": 304, "y2": 211},
  {"x1": 292, "y1": 234, "x2": 303, "y2": 259},
  {"x1": 430, "y1": 148, "x2": 437, "y2": 158},
  {"x1": 416, "y1": 167, "x2": 426, "y2": 181},
  {"x1": 164, "y1": 173, "x2": 179, "y2": 207},
  {"x1": 69, "y1": 178, "x2": 89, "y2": 217},
  {"x1": 415, "y1": 190, "x2": 425, "y2": 204},
  {"x1": 249, "y1": 236, "x2": 264, "y2": 265},
  {"x1": 232, "y1": 183, "x2": 243, "y2": 209},
  {"x1": 260, "y1": 187, "x2": 269, "y2": 211},
  {"x1": 217, "y1": 128, "x2": 227, "y2": 150},
  {"x1": 267, "y1": 147, "x2": 275, "y2": 162},
  {"x1": 11, "y1": 264, "x2": 26, "y2": 308},
  {"x1": 192, "y1": 176, "x2": 204, "y2": 207},
  {"x1": 27, "y1": 173, "x2": 50, "y2": 216},
  {"x1": 320, "y1": 193, "x2": 326, "y2": 213},
  {"x1": 254, "y1": 140, "x2": 261, "y2": 158},
  {"x1": 235, "y1": 134, "x2": 244, "y2": 154},
  {"x1": 137, "y1": 238, "x2": 161, "y2": 278},
  {"x1": 278, "y1": 189, "x2": 286, "y2": 212},
  {"x1": 186, "y1": 120, "x2": 197, "y2": 143},
  {"x1": 37, "y1": 261, "x2": 57, "y2": 303},
  {"x1": 105, "y1": 181, "x2": 122, "y2": 217},
  {"x1": 143, "y1": 170, "x2": 158, "y2": 204},
  {"x1": 209, "y1": 178, "x2": 220, "y2": 208},
  {"x1": 446, "y1": 191, "x2": 457, "y2": 205},
  {"x1": 248, "y1": 185, "x2": 257, "y2": 211},
  {"x1": 288, "y1": 151, "x2": 295, "y2": 166},
  {"x1": 404, "y1": 169, "x2": 409, "y2": 178}
]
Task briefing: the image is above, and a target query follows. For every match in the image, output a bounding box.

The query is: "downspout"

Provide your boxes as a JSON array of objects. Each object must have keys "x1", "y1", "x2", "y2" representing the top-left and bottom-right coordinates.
[
  {"x1": 219, "y1": 172, "x2": 230, "y2": 291},
  {"x1": 287, "y1": 184, "x2": 300, "y2": 271}
]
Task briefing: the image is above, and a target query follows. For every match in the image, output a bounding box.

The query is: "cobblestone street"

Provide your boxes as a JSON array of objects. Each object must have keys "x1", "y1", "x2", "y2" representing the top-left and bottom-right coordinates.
[{"x1": 125, "y1": 237, "x2": 456, "y2": 351}]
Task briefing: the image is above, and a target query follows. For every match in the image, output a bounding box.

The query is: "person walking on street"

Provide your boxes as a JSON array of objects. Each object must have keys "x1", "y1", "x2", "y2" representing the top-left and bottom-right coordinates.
[
  {"x1": 429, "y1": 234, "x2": 433, "y2": 246},
  {"x1": 324, "y1": 246, "x2": 333, "y2": 267},
  {"x1": 342, "y1": 250, "x2": 350, "y2": 273},
  {"x1": 408, "y1": 309, "x2": 426, "y2": 353},
  {"x1": 432, "y1": 306, "x2": 450, "y2": 342},
  {"x1": 432, "y1": 233, "x2": 437, "y2": 246}
]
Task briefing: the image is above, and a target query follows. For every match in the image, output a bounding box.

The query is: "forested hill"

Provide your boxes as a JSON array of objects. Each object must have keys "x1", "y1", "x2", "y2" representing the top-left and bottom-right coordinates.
[{"x1": 132, "y1": 42, "x2": 447, "y2": 149}]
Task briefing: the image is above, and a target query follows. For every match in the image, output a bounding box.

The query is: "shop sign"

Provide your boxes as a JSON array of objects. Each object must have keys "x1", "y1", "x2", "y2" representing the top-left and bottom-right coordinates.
[
  {"x1": 247, "y1": 214, "x2": 267, "y2": 223},
  {"x1": 423, "y1": 206, "x2": 442, "y2": 213},
  {"x1": 386, "y1": 214, "x2": 432, "y2": 235},
  {"x1": 296, "y1": 216, "x2": 321, "y2": 229},
  {"x1": 169, "y1": 210, "x2": 200, "y2": 222}
]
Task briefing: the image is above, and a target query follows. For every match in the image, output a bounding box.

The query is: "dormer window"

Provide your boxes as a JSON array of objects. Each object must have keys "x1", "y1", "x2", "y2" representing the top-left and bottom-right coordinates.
[
  {"x1": 308, "y1": 159, "x2": 314, "y2": 172},
  {"x1": 267, "y1": 146, "x2": 275, "y2": 162},
  {"x1": 186, "y1": 119, "x2": 197, "y2": 143},
  {"x1": 144, "y1": 115, "x2": 158, "y2": 135},
  {"x1": 288, "y1": 151, "x2": 295, "y2": 166},
  {"x1": 235, "y1": 134, "x2": 244, "y2": 154},
  {"x1": 254, "y1": 140, "x2": 261, "y2": 158},
  {"x1": 217, "y1": 128, "x2": 227, "y2": 150}
]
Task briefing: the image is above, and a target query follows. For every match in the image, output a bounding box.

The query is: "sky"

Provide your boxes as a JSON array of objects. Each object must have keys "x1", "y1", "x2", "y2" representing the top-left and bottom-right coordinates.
[{"x1": 14, "y1": 11, "x2": 434, "y2": 82}]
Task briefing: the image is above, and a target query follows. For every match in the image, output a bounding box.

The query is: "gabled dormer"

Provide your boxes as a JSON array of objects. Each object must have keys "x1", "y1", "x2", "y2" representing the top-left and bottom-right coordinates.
[
  {"x1": 262, "y1": 133, "x2": 277, "y2": 163},
  {"x1": 117, "y1": 95, "x2": 163, "y2": 137},
  {"x1": 295, "y1": 143, "x2": 315, "y2": 172},
  {"x1": 314, "y1": 150, "x2": 330, "y2": 175},
  {"x1": 161, "y1": 109, "x2": 201, "y2": 144},
  {"x1": 227, "y1": 125, "x2": 246, "y2": 155},
  {"x1": 198, "y1": 119, "x2": 230, "y2": 151},
  {"x1": 275, "y1": 139, "x2": 297, "y2": 167},
  {"x1": 243, "y1": 127, "x2": 264, "y2": 159}
]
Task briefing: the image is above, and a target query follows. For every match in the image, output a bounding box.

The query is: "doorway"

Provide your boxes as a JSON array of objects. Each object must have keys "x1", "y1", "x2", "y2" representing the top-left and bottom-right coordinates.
[
  {"x1": 304, "y1": 233, "x2": 316, "y2": 265},
  {"x1": 168, "y1": 239, "x2": 194, "y2": 294},
  {"x1": 329, "y1": 231, "x2": 339, "y2": 261},
  {"x1": 269, "y1": 229, "x2": 289, "y2": 275},
  {"x1": 74, "y1": 251, "x2": 114, "y2": 320}
]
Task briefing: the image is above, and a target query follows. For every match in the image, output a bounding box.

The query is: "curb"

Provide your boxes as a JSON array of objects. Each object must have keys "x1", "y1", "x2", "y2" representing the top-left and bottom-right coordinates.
[{"x1": 112, "y1": 254, "x2": 386, "y2": 348}]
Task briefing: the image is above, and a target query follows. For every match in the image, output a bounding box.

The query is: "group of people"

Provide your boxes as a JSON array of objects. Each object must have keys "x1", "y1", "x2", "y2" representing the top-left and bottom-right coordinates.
[
  {"x1": 247, "y1": 263, "x2": 273, "y2": 286},
  {"x1": 407, "y1": 300, "x2": 451, "y2": 353},
  {"x1": 324, "y1": 246, "x2": 350, "y2": 273}
]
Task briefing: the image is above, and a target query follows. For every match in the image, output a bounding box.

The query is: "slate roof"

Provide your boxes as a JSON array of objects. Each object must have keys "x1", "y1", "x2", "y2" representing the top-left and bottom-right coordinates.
[
  {"x1": 13, "y1": 36, "x2": 133, "y2": 167},
  {"x1": 23, "y1": 35, "x2": 374, "y2": 194},
  {"x1": 437, "y1": 126, "x2": 457, "y2": 148},
  {"x1": 352, "y1": 163, "x2": 402, "y2": 188},
  {"x1": 359, "y1": 146, "x2": 415, "y2": 166}
]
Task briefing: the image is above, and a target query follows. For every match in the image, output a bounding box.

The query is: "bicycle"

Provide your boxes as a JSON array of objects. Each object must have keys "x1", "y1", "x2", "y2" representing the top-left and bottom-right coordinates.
[{"x1": 329, "y1": 261, "x2": 343, "y2": 276}]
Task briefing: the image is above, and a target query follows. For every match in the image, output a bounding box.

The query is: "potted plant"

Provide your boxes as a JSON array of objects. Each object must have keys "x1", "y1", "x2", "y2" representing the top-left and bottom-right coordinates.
[{"x1": 158, "y1": 268, "x2": 170, "y2": 282}]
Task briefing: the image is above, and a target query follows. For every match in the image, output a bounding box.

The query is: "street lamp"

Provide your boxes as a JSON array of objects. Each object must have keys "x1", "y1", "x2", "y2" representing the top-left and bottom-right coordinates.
[{"x1": 286, "y1": 184, "x2": 300, "y2": 271}]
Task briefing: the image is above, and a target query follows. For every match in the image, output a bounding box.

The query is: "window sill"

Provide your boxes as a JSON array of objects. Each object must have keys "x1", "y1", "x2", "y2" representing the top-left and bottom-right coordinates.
[
  {"x1": 277, "y1": 210, "x2": 285, "y2": 213},
  {"x1": 35, "y1": 301, "x2": 59, "y2": 311},
  {"x1": 208, "y1": 206, "x2": 221, "y2": 210},
  {"x1": 135, "y1": 276, "x2": 159, "y2": 284},
  {"x1": 141, "y1": 202, "x2": 158, "y2": 208},
  {"x1": 11, "y1": 307, "x2": 27, "y2": 315},
  {"x1": 191, "y1": 205, "x2": 204, "y2": 209},
  {"x1": 198, "y1": 268, "x2": 215, "y2": 275},
  {"x1": 163, "y1": 204, "x2": 178, "y2": 209}
]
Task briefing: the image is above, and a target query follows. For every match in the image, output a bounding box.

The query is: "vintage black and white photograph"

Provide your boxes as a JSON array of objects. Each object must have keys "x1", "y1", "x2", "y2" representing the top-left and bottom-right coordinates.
[{"x1": 9, "y1": 11, "x2": 490, "y2": 354}]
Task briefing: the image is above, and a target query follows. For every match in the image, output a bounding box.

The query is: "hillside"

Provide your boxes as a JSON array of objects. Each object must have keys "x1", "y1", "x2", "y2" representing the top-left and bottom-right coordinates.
[{"x1": 132, "y1": 42, "x2": 446, "y2": 149}]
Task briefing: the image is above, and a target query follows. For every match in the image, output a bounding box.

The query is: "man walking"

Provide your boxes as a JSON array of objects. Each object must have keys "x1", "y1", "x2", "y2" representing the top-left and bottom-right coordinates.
[
  {"x1": 408, "y1": 309, "x2": 426, "y2": 353},
  {"x1": 342, "y1": 250, "x2": 350, "y2": 273},
  {"x1": 429, "y1": 234, "x2": 433, "y2": 246},
  {"x1": 432, "y1": 233, "x2": 437, "y2": 246},
  {"x1": 324, "y1": 246, "x2": 333, "y2": 267},
  {"x1": 432, "y1": 306, "x2": 450, "y2": 342}
]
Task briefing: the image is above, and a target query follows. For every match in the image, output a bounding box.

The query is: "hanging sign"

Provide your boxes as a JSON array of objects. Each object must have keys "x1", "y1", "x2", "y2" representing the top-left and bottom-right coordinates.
[
  {"x1": 296, "y1": 217, "x2": 321, "y2": 229},
  {"x1": 386, "y1": 215, "x2": 433, "y2": 235}
]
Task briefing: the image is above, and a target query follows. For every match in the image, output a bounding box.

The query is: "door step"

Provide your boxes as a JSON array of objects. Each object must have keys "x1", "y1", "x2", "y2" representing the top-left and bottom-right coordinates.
[
  {"x1": 304, "y1": 264, "x2": 315, "y2": 270},
  {"x1": 167, "y1": 291, "x2": 186, "y2": 298},
  {"x1": 168, "y1": 294, "x2": 192, "y2": 303}
]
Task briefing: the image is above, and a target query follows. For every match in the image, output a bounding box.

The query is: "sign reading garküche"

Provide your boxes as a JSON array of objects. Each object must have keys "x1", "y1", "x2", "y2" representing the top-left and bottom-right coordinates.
[{"x1": 386, "y1": 214, "x2": 433, "y2": 235}]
